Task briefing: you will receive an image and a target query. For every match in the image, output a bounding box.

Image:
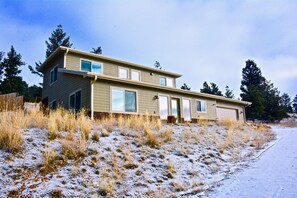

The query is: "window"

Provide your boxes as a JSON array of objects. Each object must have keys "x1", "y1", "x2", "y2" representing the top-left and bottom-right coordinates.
[
  {"x1": 159, "y1": 77, "x2": 173, "y2": 87},
  {"x1": 183, "y1": 99, "x2": 191, "y2": 121},
  {"x1": 159, "y1": 95, "x2": 169, "y2": 120},
  {"x1": 111, "y1": 88, "x2": 137, "y2": 112},
  {"x1": 69, "y1": 90, "x2": 82, "y2": 113},
  {"x1": 160, "y1": 77, "x2": 166, "y2": 86},
  {"x1": 196, "y1": 100, "x2": 206, "y2": 112},
  {"x1": 81, "y1": 60, "x2": 102, "y2": 74},
  {"x1": 50, "y1": 67, "x2": 58, "y2": 85},
  {"x1": 131, "y1": 70, "x2": 140, "y2": 81},
  {"x1": 49, "y1": 100, "x2": 57, "y2": 110},
  {"x1": 119, "y1": 68, "x2": 128, "y2": 79}
]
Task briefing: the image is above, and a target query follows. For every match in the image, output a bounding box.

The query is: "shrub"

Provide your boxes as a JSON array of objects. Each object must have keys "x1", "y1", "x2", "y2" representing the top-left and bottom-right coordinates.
[
  {"x1": 162, "y1": 127, "x2": 173, "y2": 142},
  {"x1": 144, "y1": 125, "x2": 159, "y2": 147},
  {"x1": 92, "y1": 131, "x2": 100, "y2": 142},
  {"x1": 61, "y1": 138, "x2": 86, "y2": 160}
]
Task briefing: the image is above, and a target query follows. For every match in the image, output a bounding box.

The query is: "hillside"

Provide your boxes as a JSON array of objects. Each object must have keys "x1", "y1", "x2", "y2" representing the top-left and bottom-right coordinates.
[{"x1": 0, "y1": 109, "x2": 275, "y2": 197}]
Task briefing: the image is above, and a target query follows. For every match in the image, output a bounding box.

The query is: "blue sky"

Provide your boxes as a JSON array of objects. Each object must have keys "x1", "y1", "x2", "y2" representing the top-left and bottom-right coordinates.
[{"x1": 0, "y1": 0, "x2": 296, "y2": 98}]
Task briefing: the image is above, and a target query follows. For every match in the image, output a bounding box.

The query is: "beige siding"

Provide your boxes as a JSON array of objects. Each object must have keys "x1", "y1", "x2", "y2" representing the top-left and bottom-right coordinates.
[
  {"x1": 42, "y1": 54, "x2": 90, "y2": 109},
  {"x1": 216, "y1": 101, "x2": 245, "y2": 122},
  {"x1": 66, "y1": 52, "x2": 177, "y2": 87},
  {"x1": 93, "y1": 81, "x2": 217, "y2": 120}
]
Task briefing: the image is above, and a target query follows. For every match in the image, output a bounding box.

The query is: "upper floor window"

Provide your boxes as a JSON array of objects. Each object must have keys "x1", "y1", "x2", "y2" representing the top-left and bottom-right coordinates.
[
  {"x1": 131, "y1": 70, "x2": 140, "y2": 81},
  {"x1": 119, "y1": 67, "x2": 128, "y2": 79},
  {"x1": 160, "y1": 77, "x2": 173, "y2": 87},
  {"x1": 196, "y1": 100, "x2": 206, "y2": 112},
  {"x1": 81, "y1": 60, "x2": 103, "y2": 74},
  {"x1": 50, "y1": 66, "x2": 58, "y2": 85}
]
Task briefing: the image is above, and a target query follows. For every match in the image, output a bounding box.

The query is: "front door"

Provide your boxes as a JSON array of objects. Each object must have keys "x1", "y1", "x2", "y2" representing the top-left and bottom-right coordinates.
[{"x1": 171, "y1": 98, "x2": 181, "y2": 122}]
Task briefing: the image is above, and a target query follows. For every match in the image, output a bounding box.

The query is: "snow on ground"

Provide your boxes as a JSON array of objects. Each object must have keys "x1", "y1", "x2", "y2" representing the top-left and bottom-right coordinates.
[
  {"x1": 0, "y1": 121, "x2": 276, "y2": 197},
  {"x1": 208, "y1": 126, "x2": 297, "y2": 198}
]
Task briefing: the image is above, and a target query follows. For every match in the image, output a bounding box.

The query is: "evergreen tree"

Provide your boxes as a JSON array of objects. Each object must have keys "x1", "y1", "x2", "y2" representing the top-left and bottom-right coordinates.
[
  {"x1": 200, "y1": 81, "x2": 223, "y2": 96},
  {"x1": 181, "y1": 83, "x2": 191, "y2": 90},
  {"x1": 154, "y1": 61, "x2": 162, "y2": 70},
  {"x1": 225, "y1": 86, "x2": 235, "y2": 99},
  {"x1": 210, "y1": 83, "x2": 223, "y2": 96},
  {"x1": 29, "y1": 24, "x2": 73, "y2": 77},
  {"x1": 280, "y1": 93, "x2": 292, "y2": 113},
  {"x1": 91, "y1": 47, "x2": 102, "y2": 54},
  {"x1": 0, "y1": 46, "x2": 27, "y2": 95},
  {"x1": 292, "y1": 95, "x2": 297, "y2": 113},
  {"x1": 240, "y1": 59, "x2": 287, "y2": 121},
  {"x1": 200, "y1": 81, "x2": 212, "y2": 94}
]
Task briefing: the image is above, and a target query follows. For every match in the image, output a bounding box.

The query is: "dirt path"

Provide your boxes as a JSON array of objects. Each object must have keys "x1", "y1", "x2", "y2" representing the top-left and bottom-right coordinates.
[{"x1": 210, "y1": 126, "x2": 297, "y2": 198}]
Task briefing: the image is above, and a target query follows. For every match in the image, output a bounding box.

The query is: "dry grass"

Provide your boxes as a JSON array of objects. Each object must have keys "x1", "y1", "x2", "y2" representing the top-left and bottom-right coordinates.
[
  {"x1": 99, "y1": 177, "x2": 115, "y2": 196},
  {"x1": 78, "y1": 111, "x2": 92, "y2": 141},
  {"x1": 183, "y1": 129, "x2": 191, "y2": 141},
  {"x1": 218, "y1": 118, "x2": 236, "y2": 129},
  {"x1": 0, "y1": 110, "x2": 24, "y2": 153},
  {"x1": 92, "y1": 130, "x2": 100, "y2": 142},
  {"x1": 162, "y1": 127, "x2": 173, "y2": 142},
  {"x1": 41, "y1": 148, "x2": 62, "y2": 174},
  {"x1": 167, "y1": 158, "x2": 175, "y2": 175},
  {"x1": 156, "y1": 119, "x2": 162, "y2": 130},
  {"x1": 143, "y1": 125, "x2": 159, "y2": 147},
  {"x1": 61, "y1": 137, "x2": 86, "y2": 160}
]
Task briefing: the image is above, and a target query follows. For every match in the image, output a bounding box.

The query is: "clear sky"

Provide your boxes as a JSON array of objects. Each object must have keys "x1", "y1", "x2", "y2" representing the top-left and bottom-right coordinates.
[{"x1": 0, "y1": 0, "x2": 296, "y2": 98}]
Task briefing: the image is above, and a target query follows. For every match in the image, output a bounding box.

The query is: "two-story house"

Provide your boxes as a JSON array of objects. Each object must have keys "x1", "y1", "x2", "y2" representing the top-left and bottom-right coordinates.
[{"x1": 38, "y1": 47, "x2": 250, "y2": 122}]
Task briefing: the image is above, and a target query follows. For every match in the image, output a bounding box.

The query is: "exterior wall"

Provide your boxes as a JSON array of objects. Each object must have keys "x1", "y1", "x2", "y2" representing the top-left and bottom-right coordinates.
[
  {"x1": 42, "y1": 54, "x2": 91, "y2": 109},
  {"x1": 66, "y1": 52, "x2": 177, "y2": 87},
  {"x1": 93, "y1": 80, "x2": 217, "y2": 121},
  {"x1": 216, "y1": 100, "x2": 246, "y2": 122}
]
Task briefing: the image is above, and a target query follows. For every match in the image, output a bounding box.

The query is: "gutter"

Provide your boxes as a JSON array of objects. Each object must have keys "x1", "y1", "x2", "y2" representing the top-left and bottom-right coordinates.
[{"x1": 90, "y1": 75, "x2": 97, "y2": 120}]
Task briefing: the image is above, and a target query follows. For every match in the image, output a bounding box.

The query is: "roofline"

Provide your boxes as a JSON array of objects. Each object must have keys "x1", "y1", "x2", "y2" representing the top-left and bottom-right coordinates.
[
  {"x1": 59, "y1": 68, "x2": 251, "y2": 106},
  {"x1": 39, "y1": 46, "x2": 183, "y2": 77}
]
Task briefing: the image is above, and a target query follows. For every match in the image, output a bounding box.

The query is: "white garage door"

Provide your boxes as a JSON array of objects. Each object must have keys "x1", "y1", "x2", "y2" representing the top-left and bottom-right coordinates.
[{"x1": 216, "y1": 107, "x2": 238, "y2": 121}]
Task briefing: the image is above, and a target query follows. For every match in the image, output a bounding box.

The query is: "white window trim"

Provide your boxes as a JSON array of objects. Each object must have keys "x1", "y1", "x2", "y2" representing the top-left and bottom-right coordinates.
[
  {"x1": 118, "y1": 67, "x2": 129, "y2": 79},
  {"x1": 80, "y1": 58, "x2": 104, "y2": 74},
  {"x1": 69, "y1": 88, "x2": 82, "y2": 111},
  {"x1": 110, "y1": 86, "x2": 138, "y2": 114},
  {"x1": 196, "y1": 99, "x2": 207, "y2": 113},
  {"x1": 131, "y1": 69, "x2": 141, "y2": 81},
  {"x1": 49, "y1": 65, "x2": 58, "y2": 86},
  {"x1": 182, "y1": 97, "x2": 192, "y2": 121},
  {"x1": 158, "y1": 94, "x2": 170, "y2": 119}
]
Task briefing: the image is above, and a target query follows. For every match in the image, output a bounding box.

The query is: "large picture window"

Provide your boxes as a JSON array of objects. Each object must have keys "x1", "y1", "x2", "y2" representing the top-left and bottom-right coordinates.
[
  {"x1": 196, "y1": 100, "x2": 206, "y2": 112},
  {"x1": 81, "y1": 60, "x2": 102, "y2": 74},
  {"x1": 111, "y1": 88, "x2": 137, "y2": 113}
]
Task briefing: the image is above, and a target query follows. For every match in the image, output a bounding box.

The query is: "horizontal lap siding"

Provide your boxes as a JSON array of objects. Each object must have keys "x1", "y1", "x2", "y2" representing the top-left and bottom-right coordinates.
[
  {"x1": 43, "y1": 54, "x2": 91, "y2": 109},
  {"x1": 216, "y1": 101, "x2": 245, "y2": 122},
  {"x1": 93, "y1": 80, "x2": 217, "y2": 120},
  {"x1": 66, "y1": 53, "x2": 176, "y2": 87}
]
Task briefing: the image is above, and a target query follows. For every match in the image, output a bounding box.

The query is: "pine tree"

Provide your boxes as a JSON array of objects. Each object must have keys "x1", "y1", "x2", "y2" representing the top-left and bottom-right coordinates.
[
  {"x1": 225, "y1": 86, "x2": 235, "y2": 99},
  {"x1": 154, "y1": 61, "x2": 162, "y2": 70},
  {"x1": 200, "y1": 82, "x2": 223, "y2": 96},
  {"x1": 181, "y1": 83, "x2": 191, "y2": 90},
  {"x1": 91, "y1": 47, "x2": 102, "y2": 54},
  {"x1": 210, "y1": 83, "x2": 223, "y2": 96},
  {"x1": 200, "y1": 82, "x2": 212, "y2": 94},
  {"x1": 29, "y1": 24, "x2": 73, "y2": 77},
  {"x1": 0, "y1": 46, "x2": 27, "y2": 95},
  {"x1": 292, "y1": 95, "x2": 297, "y2": 113},
  {"x1": 280, "y1": 93, "x2": 292, "y2": 113}
]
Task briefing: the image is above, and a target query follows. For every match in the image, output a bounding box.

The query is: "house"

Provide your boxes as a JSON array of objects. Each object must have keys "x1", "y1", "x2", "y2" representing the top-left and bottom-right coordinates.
[{"x1": 38, "y1": 47, "x2": 251, "y2": 122}]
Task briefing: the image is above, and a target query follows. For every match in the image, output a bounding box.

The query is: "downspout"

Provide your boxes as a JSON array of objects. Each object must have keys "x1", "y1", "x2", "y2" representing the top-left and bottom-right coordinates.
[
  {"x1": 63, "y1": 48, "x2": 69, "y2": 68},
  {"x1": 90, "y1": 75, "x2": 97, "y2": 120}
]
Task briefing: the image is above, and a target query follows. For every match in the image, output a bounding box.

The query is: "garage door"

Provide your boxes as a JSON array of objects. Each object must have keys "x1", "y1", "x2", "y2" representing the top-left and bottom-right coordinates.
[{"x1": 216, "y1": 107, "x2": 238, "y2": 121}]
